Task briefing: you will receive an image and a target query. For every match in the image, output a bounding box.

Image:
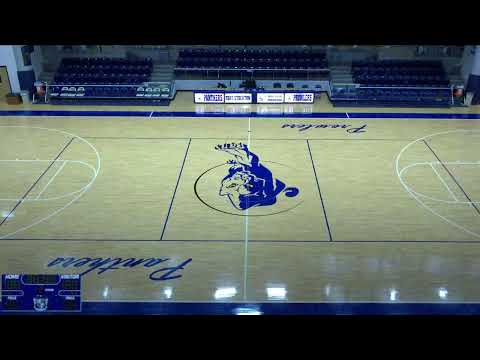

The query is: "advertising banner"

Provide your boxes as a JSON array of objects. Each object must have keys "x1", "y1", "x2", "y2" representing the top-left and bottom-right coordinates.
[
  {"x1": 284, "y1": 92, "x2": 315, "y2": 103},
  {"x1": 194, "y1": 92, "x2": 225, "y2": 103},
  {"x1": 256, "y1": 93, "x2": 285, "y2": 104}
]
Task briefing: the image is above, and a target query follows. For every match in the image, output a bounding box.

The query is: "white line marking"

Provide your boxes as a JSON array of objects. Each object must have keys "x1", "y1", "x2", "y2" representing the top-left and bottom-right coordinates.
[
  {"x1": 176, "y1": 116, "x2": 480, "y2": 121},
  {"x1": 1, "y1": 211, "x2": 14, "y2": 219},
  {"x1": 429, "y1": 163, "x2": 459, "y2": 202},
  {"x1": 243, "y1": 117, "x2": 251, "y2": 301},
  {"x1": 0, "y1": 160, "x2": 97, "y2": 202},
  {"x1": 0, "y1": 126, "x2": 101, "y2": 240},
  {"x1": 345, "y1": 112, "x2": 350, "y2": 119},
  {"x1": 399, "y1": 161, "x2": 480, "y2": 204},
  {"x1": 396, "y1": 129, "x2": 480, "y2": 239},
  {"x1": 149, "y1": 111, "x2": 153, "y2": 118},
  {"x1": 35, "y1": 161, "x2": 67, "y2": 200},
  {"x1": 0, "y1": 159, "x2": 67, "y2": 162},
  {"x1": 82, "y1": 299, "x2": 480, "y2": 304}
]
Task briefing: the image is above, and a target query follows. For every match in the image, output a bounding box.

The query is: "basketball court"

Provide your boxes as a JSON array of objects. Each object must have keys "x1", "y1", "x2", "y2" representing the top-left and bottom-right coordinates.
[{"x1": 1, "y1": 93, "x2": 480, "y2": 314}]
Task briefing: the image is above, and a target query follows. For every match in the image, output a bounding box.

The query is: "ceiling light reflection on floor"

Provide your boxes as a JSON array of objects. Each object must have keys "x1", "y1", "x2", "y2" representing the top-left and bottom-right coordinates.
[
  {"x1": 163, "y1": 287, "x2": 173, "y2": 299},
  {"x1": 267, "y1": 287, "x2": 287, "y2": 300},
  {"x1": 234, "y1": 307, "x2": 262, "y2": 315},
  {"x1": 214, "y1": 287, "x2": 237, "y2": 299},
  {"x1": 438, "y1": 288, "x2": 448, "y2": 299}
]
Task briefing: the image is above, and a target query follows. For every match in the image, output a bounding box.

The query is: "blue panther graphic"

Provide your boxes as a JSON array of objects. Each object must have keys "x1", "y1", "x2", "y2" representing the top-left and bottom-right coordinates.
[{"x1": 215, "y1": 142, "x2": 299, "y2": 211}]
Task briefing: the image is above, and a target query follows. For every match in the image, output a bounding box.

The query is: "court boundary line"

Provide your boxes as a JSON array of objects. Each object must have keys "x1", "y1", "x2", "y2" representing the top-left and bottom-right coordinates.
[
  {"x1": 83, "y1": 136, "x2": 414, "y2": 141},
  {"x1": 0, "y1": 137, "x2": 75, "y2": 228},
  {"x1": 160, "y1": 138, "x2": 192, "y2": 240},
  {"x1": 79, "y1": 299, "x2": 480, "y2": 304},
  {"x1": 423, "y1": 139, "x2": 480, "y2": 215},
  {"x1": 5, "y1": 300, "x2": 480, "y2": 315},
  {"x1": 2, "y1": 109, "x2": 480, "y2": 120},
  {"x1": 3, "y1": 238, "x2": 480, "y2": 243},
  {"x1": 306, "y1": 139, "x2": 333, "y2": 241}
]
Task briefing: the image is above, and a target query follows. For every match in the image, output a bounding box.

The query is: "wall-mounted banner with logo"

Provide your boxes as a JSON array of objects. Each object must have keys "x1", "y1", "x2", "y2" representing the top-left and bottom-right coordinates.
[
  {"x1": 224, "y1": 93, "x2": 253, "y2": 104},
  {"x1": 194, "y1": 91, "x2": 316, "y2": 104},
  {"x1": 284, "y1": 93, "x2": 314, "y2": 103},
  {"x1": 256, "y1": 93, "x2": 285, "y2": 104},
  {"x1": 194, "y1": 92, "x2": 225, "y2": 103}
]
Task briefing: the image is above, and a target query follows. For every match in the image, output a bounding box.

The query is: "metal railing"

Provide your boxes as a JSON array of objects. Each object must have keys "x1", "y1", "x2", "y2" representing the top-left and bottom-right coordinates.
[
  {"x1": 329, "y1": 83, "x2": 454, "y2": 105},
  {"x1": 46, "y1": 81, "x2": 174, "y2": 100}
]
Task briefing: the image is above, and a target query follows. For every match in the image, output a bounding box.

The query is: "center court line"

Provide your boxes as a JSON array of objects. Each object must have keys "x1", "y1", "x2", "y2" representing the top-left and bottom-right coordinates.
[
  {"x1": 160, "y1": 138, "x2": 191, "y2": 240},
  {"x1": 0, "y1": 137, "x2": 75, "y2": 227},
  {"x1": 243, "y1": 117, "x2": 251, "y2": 301},
  {"x1": 423, "y1": 139, "x2": 480, "y2": 215}
]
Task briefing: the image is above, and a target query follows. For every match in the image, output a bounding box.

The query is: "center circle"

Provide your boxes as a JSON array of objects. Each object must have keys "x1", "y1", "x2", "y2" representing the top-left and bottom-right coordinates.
[{"x1": 194, "y1": 161, "x2": 303, "y2": 217}]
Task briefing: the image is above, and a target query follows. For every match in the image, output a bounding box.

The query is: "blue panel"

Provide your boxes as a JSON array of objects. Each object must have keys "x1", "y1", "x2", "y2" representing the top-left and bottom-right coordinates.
[
  {"x1": 466, "y1": 74, "x2": 480, "y2": 105},
  {"x1": 0, "y1": 110, "x2": 480, "y2": 119},
  {"x1": 347, "y1": 112, "x2": 480, "y2": 119},
  {"x1": 0, "y1": 110, "x2": 152, "y2": 117},
  {"x1": 17, "y1": 70, "x2": 36, "y2": 91},
  {"x1": 42, "y1": 301, "x2": 480, "y2": 315}
]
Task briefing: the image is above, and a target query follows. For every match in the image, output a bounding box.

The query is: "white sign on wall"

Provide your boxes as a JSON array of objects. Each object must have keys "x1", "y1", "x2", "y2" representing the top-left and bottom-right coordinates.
[
  {"x1": 256, "y1": 93, "x2": 285, "y2": 104},
  {"x1": 224, "y1": 93, "x2": 253, "y2": 104},
  {"x1": 194, "y1": 93, "x2": 225, "y2": 103},
  {"x1": 284, "y1": 93, "x2": 315, "y2": 103}
]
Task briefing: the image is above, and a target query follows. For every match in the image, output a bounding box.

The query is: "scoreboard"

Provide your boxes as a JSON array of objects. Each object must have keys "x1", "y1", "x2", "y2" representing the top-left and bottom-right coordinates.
[{"x1": 1, "y1": 274, "x2": 82, "y2": 313}]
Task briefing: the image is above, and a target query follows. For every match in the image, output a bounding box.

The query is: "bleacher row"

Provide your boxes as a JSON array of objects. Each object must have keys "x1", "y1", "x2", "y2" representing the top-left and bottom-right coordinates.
[
  {"x1": 330, "y1": 59, "x2": 452, "y2": 107},
  {"x1": 351, "y1": 60, "x2": 449, "y2": 87},
  {"x1": 48, "y1": 57, "x2": 171, "y2": 105},
  {"x1": 53, "y1": 57, "x2": 153, "y2": 85},
  {"x1": 175, "y1": 48, "x2": 328, "y2": 75},
  {"x1": 332, "y1": 87, "x2": 451, "y2": 100},
  {"x1": 177, "y1": 57, "x2": 328, "y2": 69},
  {"x1": 179, "y1": 48, "x2": 327, "y2": 60}
]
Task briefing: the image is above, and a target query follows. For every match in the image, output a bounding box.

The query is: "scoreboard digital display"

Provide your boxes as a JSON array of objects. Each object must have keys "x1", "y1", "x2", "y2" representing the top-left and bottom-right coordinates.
[{"x1": 1, "y1": 274, "x2": 82, "y2": 313}]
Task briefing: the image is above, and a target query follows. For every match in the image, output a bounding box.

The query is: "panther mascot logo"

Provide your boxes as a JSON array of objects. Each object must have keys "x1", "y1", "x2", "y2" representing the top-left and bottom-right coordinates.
[
  {"x1": 215, "y1": 142, "x2": 299, "y2": 211},
  {"x1": 33, "y1": 294, "x2": 48, "y2": 312}
]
